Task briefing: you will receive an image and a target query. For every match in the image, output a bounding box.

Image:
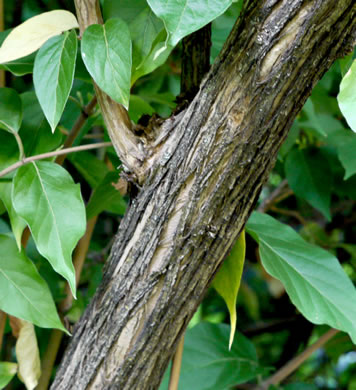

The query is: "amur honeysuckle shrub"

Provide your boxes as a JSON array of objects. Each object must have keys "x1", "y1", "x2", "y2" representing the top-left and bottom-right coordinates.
[{"x1": 0, "y1": 0, "x2": 355, "y2": 389}]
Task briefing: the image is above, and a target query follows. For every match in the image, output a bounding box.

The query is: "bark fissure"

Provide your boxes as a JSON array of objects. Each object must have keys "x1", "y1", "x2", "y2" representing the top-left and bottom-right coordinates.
[{"x1": 52, "y1": 0, "x2": 355, "y2": 388}]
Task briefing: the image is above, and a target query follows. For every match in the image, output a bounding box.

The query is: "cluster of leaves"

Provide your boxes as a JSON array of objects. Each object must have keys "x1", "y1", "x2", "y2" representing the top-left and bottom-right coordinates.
[{"x1": 0, "y1": 0, "x2": 355, "y2": 389}]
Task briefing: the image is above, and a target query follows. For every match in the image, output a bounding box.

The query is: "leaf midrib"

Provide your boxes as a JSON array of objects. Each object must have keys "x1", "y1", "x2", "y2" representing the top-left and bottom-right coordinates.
[{"x1": 32, "y1": 162, "x2": 64, "y2": 259}]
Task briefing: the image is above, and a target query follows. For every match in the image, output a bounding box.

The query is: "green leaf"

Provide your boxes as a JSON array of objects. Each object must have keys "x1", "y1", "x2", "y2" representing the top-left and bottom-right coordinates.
[
  {"x1": 0, "y1": 88, "x2": 22, "y2": 133},
  {"x1": 0, "y1": 182, "x2": 26, "y2": 249},
  {"x1": 12, "y1": 161, "x2": 86, "y2": 296},
  {"x1": 103, "y1": 0, "x2": 164, "y2": 75},
  {"x1": 246, "y1": 212, "x2": 356, "y2": 344},
  {"x1": 337, "y1": 59, "x2": 356, "y2": 132},
  {"x1": 212, "y1": 230, "x2": 245, "y2": 349},
  {"x1": 160, "y1": 322, "x2": 264, "y2": 390},
  {"x1": 0, "y1": 234, "x2": 66, "y2": 332},
  {"x1": 131, "y1": 30, "x2": 172, "y2": 83},
  {"x1": 147, "y1": 0, "x2": 232, "y2": 47},
  {"x1": 0, "y1": 362, "x2": 17, "y2": 388},
  {"x1": 81, "y1": 19, "x2": 132, "y2": 108},
  {"x1": 34, "y1": 30, "x2": 77, "y2": 132},
  {"x1": 285, "y1": 148, "x2": 332, "y2": 220},
  {"x1": 328, "y1": 131, "x2": 356, "y2": 179},
  {"x1": 20, "y1": 92, "x2": 63, "y2": 156},
  {"x1": 86, "y1": 171, "x2": 127, "y2": 219},
  {"x1": 0, "y1": 52, "x2": 36, "y2": 76}
]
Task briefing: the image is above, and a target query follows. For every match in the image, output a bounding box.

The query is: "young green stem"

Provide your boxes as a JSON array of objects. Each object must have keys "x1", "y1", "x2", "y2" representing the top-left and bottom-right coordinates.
[
  {"x1": 55, "y1": 96, "x2": 97, "y2": 165},
  {"x1": 13, "y1": 131, "x2": 25, "y2": 160},
  {"x1": 0, "y1": 141, "x2": 112, "y2": 178}
]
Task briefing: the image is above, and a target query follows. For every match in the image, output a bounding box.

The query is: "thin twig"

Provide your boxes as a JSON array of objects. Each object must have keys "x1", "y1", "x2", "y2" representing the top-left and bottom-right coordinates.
[
  {"x1": 241, "y1": 316, "x2": 299, "y2": 337},
  {"x1": 258, "y1": 179, "x2": 290, "y2": 213},
  {"x1": 168, "y1": 334, "x2": 185, "y2": 390},
  {"x1": 55, "y1": 96, "x2": 97, "y2": 165},
  {"x1": 13, "y1": 131, "x2": 25, "y2": 160},
  {"x1": 35, "y1": 328, "x2": 63, "y2": 390},
  {"x1": 253, "y1": 328, "x2": 339, "y2": 389},
  {"x1": 0, "y1": 141, "x2": 112, "y2": 178},
  {"x1": 269, "y1": 205, "x2": 307, "y2": 226}
]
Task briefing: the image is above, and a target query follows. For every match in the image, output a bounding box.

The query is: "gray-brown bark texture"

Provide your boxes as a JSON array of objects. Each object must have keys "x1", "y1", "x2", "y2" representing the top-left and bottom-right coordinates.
[{"x1": 52, "y1": 0, "x2": 355, "y2": 389}]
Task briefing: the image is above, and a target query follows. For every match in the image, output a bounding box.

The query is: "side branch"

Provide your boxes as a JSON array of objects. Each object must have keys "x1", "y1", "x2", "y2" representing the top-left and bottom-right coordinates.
[
  {"x1": 254, "y1": 328, "x2": 339, "y2": 389},
  {"x1": 0, "y1": 142, "x2": 111, "y2": 178},
  {"x1": 74, "y1": 0, "x2": 146, "y2": 181}
]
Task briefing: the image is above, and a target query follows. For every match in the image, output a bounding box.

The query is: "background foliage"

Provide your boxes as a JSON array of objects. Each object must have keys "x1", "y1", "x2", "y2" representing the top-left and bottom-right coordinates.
[{"x1": 0, "y1": 0, "x2": 355, "y2": 389}]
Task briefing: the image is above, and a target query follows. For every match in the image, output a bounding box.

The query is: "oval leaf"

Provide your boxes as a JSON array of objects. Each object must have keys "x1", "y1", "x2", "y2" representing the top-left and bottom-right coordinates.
[
  {"x1": 12, "y1": 161, "x2": 86, "y2": 296},
  {"x1": 0, "y1": 52, "x2": 36, "y2": 76},
  {"x1": 0, "y1": 88, "x2": 22, "y2": 133},
  {"x1": 14, "y1": 319, "x2": 41, "y2": 390},
  {"x1": 81, "y1": 18, "x2": 132, "y2": 108},
  {"x1": 337, "y1": 59, "x2": 356, "y2": 132},
  {"x1": 0, "y1": 234, "x2": 66, "y2": 331},
  {"x1": 0, "y1": 362, "x2": 18, "y2": 388},
  {"x1": 34, "y1": 30, "x2": 77, "y2": 132},
  {"x1": 212, "y1": 230, "x2": 245, "y2": 349},
  {"x1": 0, "y1": 10, "x2": 78, "y2": 63},
  {"x1": 131, "y1": 30, "x2": 172, "y2": 84},
  {"x1": 246, "y1": 212, "x2": 356, "y2": 344},
  {"x1": 160, "y1": 322, "x2": 264, "y2": 390},
  {"x1": 285, "y1": 148, "x2": 332, "y2": 220},
  {"x1": 147, "y1": 0, "x2": 232, "y2": 47},
  {"x1": 103, "y1": 0, "x2": 164, "y2": 74}
]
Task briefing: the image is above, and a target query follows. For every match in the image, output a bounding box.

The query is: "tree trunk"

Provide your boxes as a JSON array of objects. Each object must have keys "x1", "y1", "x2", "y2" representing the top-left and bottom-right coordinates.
[{"x1": 52, "y1": 0, "x2": 355, "y2": 388}]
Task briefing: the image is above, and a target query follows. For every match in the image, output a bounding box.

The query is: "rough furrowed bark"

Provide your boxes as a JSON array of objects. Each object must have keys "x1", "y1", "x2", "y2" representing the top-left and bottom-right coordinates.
[{"x1": 52, "y1": 1, "x2": 355, "y2": 389}]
